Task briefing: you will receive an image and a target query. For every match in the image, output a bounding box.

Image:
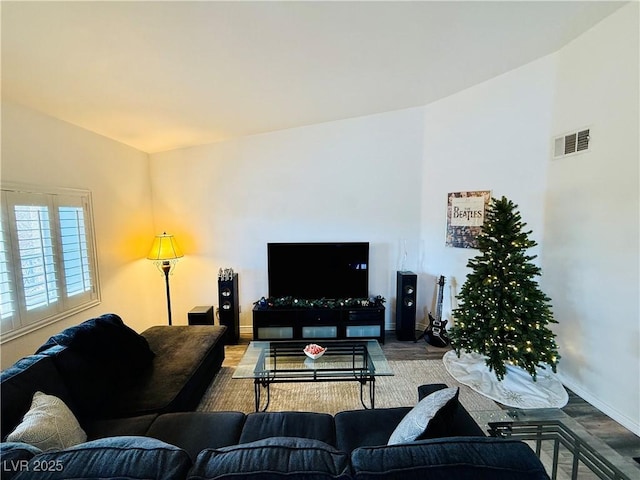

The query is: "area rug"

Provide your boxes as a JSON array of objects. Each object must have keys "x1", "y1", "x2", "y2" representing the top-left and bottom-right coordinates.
[
  {"x1": 443, "y1": 350, "x2": 568, "y2": 409},
  {"x1": 197, "y1": 359, "x2": 501, "y2": 415}
]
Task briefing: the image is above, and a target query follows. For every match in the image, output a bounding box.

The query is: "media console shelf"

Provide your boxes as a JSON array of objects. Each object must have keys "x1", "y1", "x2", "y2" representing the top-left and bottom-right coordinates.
[{"x1": 252, "y1": 304, "x2": 385, "y2": 344}]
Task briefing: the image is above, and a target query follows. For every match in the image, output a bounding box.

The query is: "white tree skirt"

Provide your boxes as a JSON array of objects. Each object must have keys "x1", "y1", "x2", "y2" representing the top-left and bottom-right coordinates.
[{"x1": 443, "y1": 350, "x2": 568, "y2": 409}]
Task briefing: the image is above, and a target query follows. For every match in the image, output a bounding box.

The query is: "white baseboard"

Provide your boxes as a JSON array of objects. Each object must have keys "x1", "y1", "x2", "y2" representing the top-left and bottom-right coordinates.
[{"x1": 558, "y1": 372, "x2": 640, "y2": 436}]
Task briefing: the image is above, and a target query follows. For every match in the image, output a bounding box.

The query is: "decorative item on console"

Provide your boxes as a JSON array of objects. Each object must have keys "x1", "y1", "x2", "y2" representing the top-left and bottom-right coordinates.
[
  {"x1": 218, "y1": 267, "x2": 235, "y2": 281},
  {"x1": 254, "y1": 295, "x2": 386, "y2": 309}
]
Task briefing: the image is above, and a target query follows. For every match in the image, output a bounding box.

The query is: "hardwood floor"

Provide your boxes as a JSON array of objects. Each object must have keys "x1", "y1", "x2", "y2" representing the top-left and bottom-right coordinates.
[
  {"x1": 382, "y1": 331, "x2": 640, "y2": 467},
  {"x1": 224, "y1": 331, "x2": 640, "y2": 468}
]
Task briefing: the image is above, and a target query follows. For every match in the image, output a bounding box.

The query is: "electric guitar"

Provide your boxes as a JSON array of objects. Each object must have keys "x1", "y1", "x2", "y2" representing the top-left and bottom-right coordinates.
[{"x1": 425, "y1": 276, "x2": 450, "y2": 348}]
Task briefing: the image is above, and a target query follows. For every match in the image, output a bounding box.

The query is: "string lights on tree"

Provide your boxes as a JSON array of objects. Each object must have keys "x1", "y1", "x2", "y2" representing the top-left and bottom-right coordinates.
[{"x1": 448, "y1": 196, "x2": 560, "y2": 381}]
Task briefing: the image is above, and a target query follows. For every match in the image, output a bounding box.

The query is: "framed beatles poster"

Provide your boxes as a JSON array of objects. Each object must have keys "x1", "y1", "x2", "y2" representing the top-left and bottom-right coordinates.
[{"x1": 445, "y1": 190, "x2": 491, "y2": 248}]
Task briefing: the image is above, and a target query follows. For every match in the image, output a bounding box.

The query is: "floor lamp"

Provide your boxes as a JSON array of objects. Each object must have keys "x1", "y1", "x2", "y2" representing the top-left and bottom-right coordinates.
[{"x1": 147, "y1": 232, "x2": 183, "y2": 325}]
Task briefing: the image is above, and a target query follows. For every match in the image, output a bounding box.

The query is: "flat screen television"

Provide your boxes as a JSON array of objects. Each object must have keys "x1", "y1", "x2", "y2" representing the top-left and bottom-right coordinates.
[{"x1": 267, "y1": 242, "x2": 369, "y2": 299}]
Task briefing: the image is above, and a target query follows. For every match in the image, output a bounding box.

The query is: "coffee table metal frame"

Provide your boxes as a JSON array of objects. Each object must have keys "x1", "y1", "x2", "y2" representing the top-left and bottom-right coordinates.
[
  {"x1": 234, "y1": 340, "x2": 393, "y2": 411},
  {"x1": 471, "y1": 409, "x2": 638, "y2": 480}
]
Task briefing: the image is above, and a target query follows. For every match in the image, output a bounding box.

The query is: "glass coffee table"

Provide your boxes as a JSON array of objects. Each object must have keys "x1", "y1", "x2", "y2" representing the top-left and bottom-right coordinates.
[
  {"x1": 471, "y1": 408, "x2": 639, "y2": 480},
  {"x1": 233, "y1": 340, "x2": 393, "y2": 411}
]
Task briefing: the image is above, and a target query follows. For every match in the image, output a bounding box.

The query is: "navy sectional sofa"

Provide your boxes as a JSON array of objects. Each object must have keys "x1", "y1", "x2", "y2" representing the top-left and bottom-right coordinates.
[
  {"x1": 0, "y1": 314, "x2": 550, "y2": 480},
  {"x1": 1, "y1": 314, "x2": 227, "y2": 441}
]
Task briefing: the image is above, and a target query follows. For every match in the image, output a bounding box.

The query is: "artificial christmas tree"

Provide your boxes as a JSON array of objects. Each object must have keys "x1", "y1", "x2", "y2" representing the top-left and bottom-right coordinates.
[{"x1": 449, "y1": 196, "x2": 560, "y2": 381}]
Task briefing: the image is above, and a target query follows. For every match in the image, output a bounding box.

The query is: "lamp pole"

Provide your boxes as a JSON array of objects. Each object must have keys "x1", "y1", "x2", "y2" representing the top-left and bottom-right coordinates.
[
  {"x1": 162, "y1": 261, "x2": 173, "y2": 326},
  {"x1": 147, "y1": 232, "x2": 183, "y2": 326}
]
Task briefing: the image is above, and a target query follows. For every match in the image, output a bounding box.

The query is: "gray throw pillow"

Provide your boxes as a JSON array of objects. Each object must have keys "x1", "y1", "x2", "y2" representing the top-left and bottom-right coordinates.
[
  {"x1": 387, "y1": 387, "x2": 459, "y2": 445},
  {"x1": 6, "y1": 391, "x2": 86, "y2": 451}
]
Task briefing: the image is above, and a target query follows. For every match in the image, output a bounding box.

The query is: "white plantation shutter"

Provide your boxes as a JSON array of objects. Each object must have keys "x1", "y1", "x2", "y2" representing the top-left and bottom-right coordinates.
[
  {"x1": 0, "y1": 202, "x2": 18, "y2": 334},
  {"x1": 7, "y1": 191, "x2": 60, "y2": 324},
  {"x1": 58, "y1": 196, "x2": 94, "y2": 308},
  {"x1": 0, "y1": 186, "x2": 100, "y2": 342}
]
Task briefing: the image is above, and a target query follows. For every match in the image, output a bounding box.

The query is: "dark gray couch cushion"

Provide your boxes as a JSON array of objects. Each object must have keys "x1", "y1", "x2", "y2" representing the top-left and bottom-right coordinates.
[
  {"x1": 146, "y1": 412, "x2": 246, "y2": 460},
  {"x1": 83, "y1": 414, "x2": 159, "y2": 441},
  {"x1": 110, "y1": 325, "x2": 226, "y2": 417},
  {"x1": 35, "y1": 314, "x2": 155, "y2": 374},
  {"x1": 418, "y1": 384, "x2": 485, "y2": 437},
  {"x1": 189, "y1": 437, "x2": 350, "y2": 479},
  {"x1": 335, "y1": 407, "x2": 412, "y2": 453},
  {"x1": 35, "y1": 314, "x2": 155, "y2": 397},
  {"x1": 0, "y1": 442, "x2": 42, "y2": 480},
  {"x1": 40, "y1": 345, "x2": 115, "y2": 421},
  {"x1": 0, "y1": 354, "x2": 73, "y2": 439},
  {"x1": 351, "y1": 436, "x2": 550, "y2": 480},
  {"x1": 34, "y1": 314, "x2": 156, "y2": 420},
  {"x1": 13, "y1": 436, "x2": 191, "y2": 480},
  {"x1": 240, "y1": 411, "x2": 336, "y2": 446}
]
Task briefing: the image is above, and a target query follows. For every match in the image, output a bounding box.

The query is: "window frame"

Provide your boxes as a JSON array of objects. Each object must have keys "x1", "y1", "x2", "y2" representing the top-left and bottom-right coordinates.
[{"x1": 0, "y1": 183, "x2": 101, "y2": 343}]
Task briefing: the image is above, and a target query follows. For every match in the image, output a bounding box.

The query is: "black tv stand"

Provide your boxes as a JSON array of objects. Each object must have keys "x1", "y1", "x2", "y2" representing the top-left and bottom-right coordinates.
[{"x1": 252, "y1": 302, "x2": 385, "y2": 344}]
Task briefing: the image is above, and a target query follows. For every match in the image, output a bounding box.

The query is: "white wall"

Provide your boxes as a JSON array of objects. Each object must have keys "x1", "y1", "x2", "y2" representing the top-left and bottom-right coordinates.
[
  {"x1": 416, "y1": 6, "x2": 640, "y2": 433},
  {"x1": 1, "y1": 3, "x2": 636, "y2": 434},
  {"x1": 542, "y1": 3, "x2": 639, "y2": 434},
  {"x1": 150, "y1": 10, "x2": 639, "y2": 431},
  {"x1": 149, "y1": 108, "x2": 426, "y2": 330},
  {"x1": 417, "y1": 56, "x2": 556, "y2": 330},
  {"x1": 0, "y1": 101, "x2": 161, "y2": 366}
]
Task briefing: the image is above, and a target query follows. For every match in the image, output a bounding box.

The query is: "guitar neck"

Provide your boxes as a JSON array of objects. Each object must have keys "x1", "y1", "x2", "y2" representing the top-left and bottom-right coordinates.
[{"x1": 435, "y1": 276, "x2": 445, "y2": 322}]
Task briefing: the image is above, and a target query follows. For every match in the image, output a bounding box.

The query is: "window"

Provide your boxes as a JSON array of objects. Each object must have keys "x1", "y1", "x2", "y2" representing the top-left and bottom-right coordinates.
[{"x1": 0, "y1": 184, "x2": 100, "y2": 342}]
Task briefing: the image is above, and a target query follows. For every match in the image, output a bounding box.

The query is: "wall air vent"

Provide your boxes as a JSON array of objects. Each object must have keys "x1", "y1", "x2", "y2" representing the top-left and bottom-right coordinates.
[{"x1": 553, "y1": 128, "x2": 591, "y2": 159}]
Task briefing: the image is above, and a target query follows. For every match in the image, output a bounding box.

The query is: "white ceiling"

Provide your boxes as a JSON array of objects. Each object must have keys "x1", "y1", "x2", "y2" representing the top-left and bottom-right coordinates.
[{"x1": 2, "y1": 1, "x2": 625, "y2": 154}]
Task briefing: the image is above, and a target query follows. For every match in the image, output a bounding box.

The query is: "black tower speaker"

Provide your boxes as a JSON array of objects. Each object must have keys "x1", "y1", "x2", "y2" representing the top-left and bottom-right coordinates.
[
  {"x1": 218, "y1": 272, "x2": 240, "y2": 344},
  {"x1": 395, "y1": 271, "x2": 417, "y2": 341}
]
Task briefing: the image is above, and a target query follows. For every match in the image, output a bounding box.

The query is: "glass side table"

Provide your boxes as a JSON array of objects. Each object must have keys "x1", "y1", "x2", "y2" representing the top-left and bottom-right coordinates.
[{"x1": 471, "y1": 408, "x2": 639, "y2": 480}]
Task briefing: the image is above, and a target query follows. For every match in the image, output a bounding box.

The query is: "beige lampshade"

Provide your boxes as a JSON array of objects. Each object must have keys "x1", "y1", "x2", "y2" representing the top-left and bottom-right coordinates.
[{"x1": 147, "y1": 232, "x2": 184, "y2": 261}]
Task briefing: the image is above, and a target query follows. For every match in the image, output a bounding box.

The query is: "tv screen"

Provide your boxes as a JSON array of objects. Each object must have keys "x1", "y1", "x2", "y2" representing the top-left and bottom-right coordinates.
[{"x1": 268, "y1": 242, "x2": 369, "y2": 299}]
